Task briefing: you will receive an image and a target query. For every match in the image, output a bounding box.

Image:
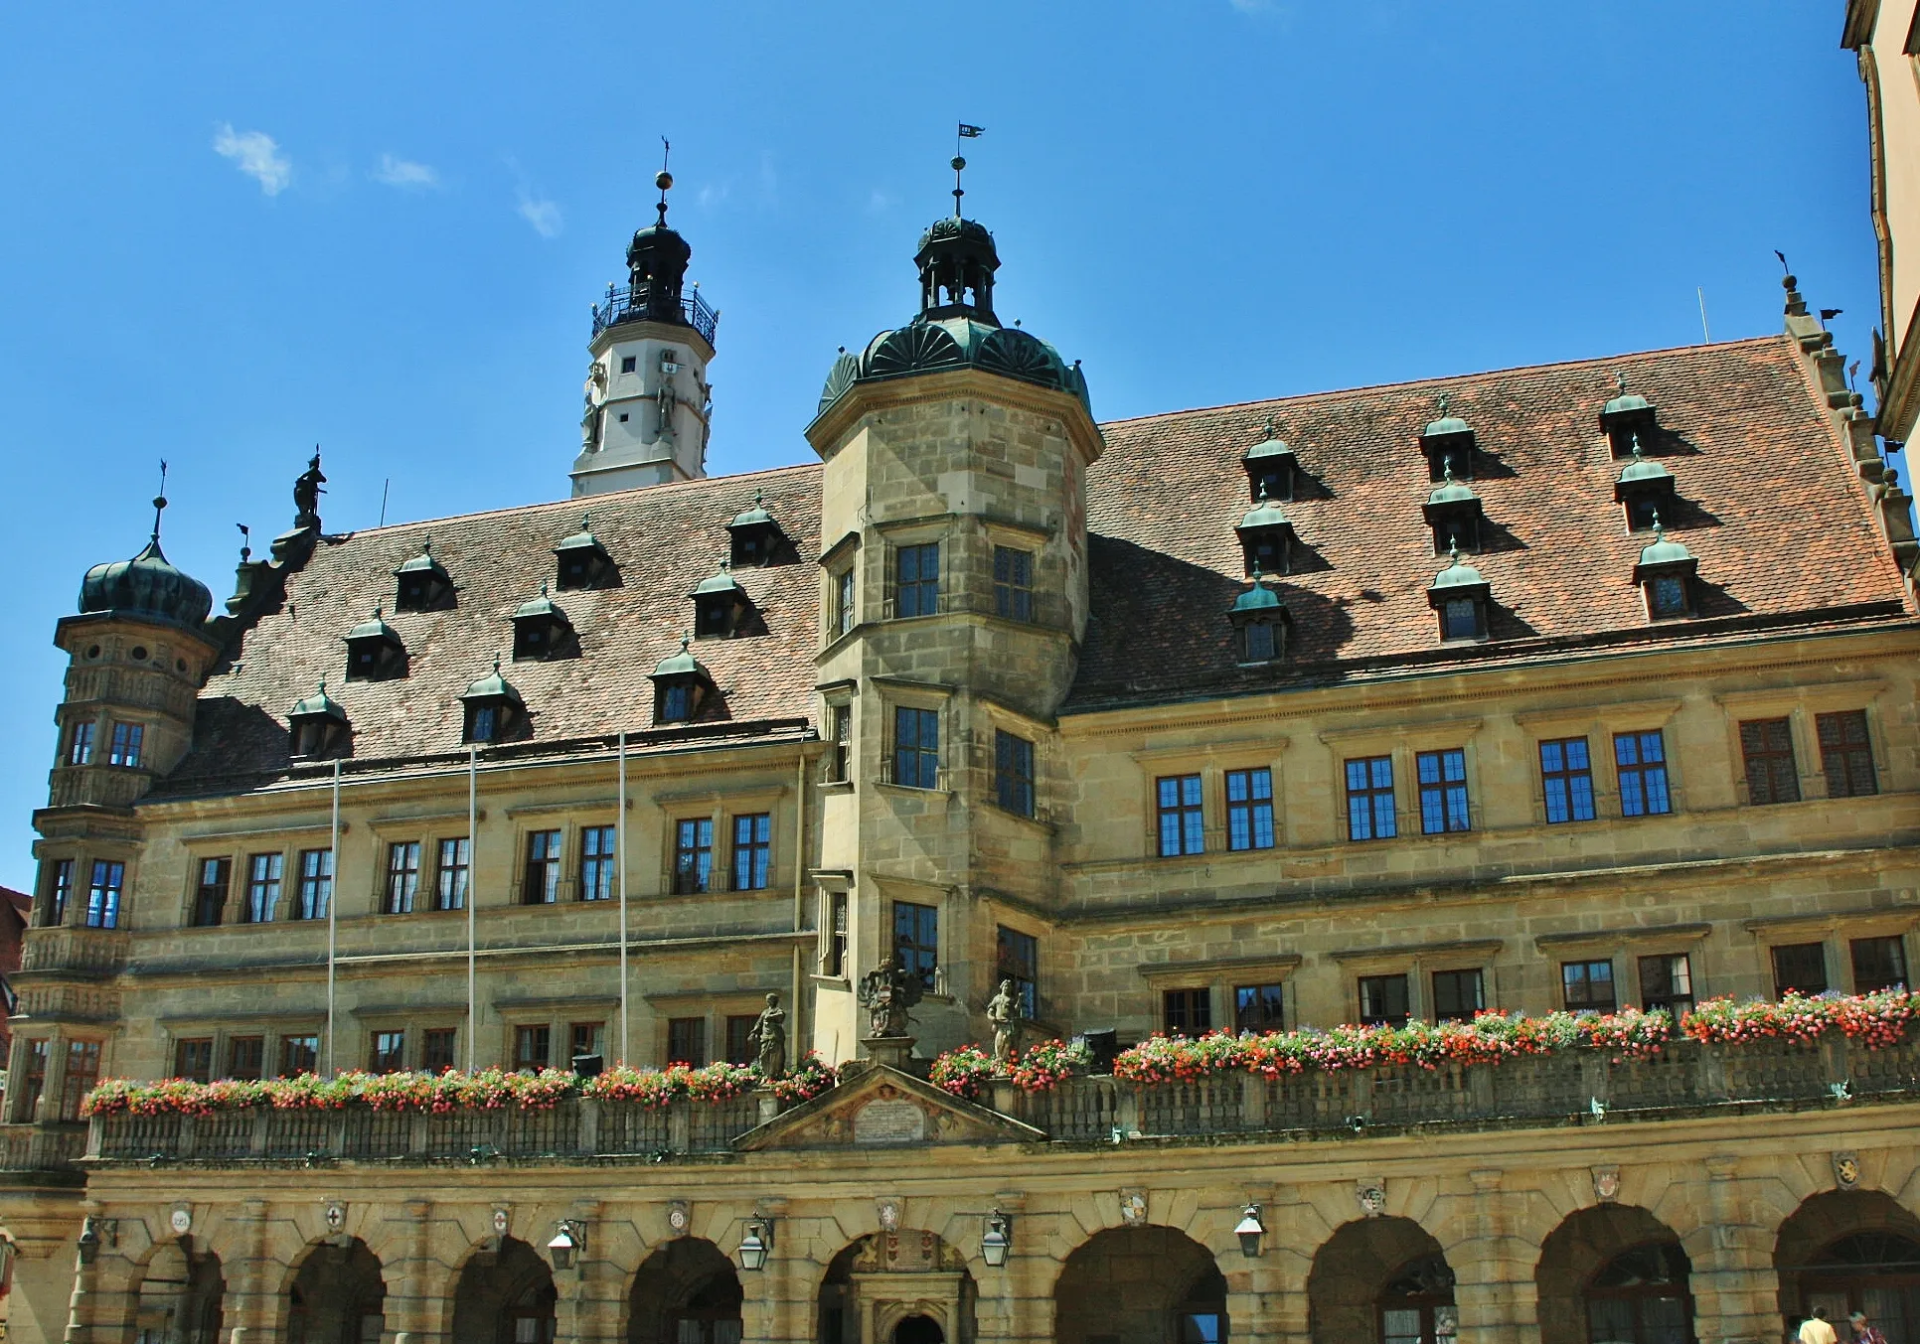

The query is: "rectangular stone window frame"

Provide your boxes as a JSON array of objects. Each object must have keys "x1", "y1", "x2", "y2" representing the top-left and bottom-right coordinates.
[
  {"x1": 813, "y1": 873, "x2": 853, "y2": 985},
  {"x1": 1320, "y1": 719, "x2": 1482, "y2": 847},
  {"x1": 162, "y1": 1017, "x2": 330, "y2": 1080},
  {"x1": 242, "y1": 849, "x2": 286, "y2": 924},
  {"x1": 886, "y1": 531, "x2": 945, "y2": 621},
  {"x1": 1128, "y1": 742, "x2": 1291, "y2": 861},
  {"x1": 645, "y1": 989, "x2": 782, "y2": 1070},
  {"x1": 377, "y1": 832, "x2": 426, "y2": 916},
  {"x1": 1534, "y1": 924, "x2": 1711, "y2": 1015},
  {"x1": 995, "y1": 917, "x2": 1045, "y2": 1022},
  {"x1": 1331, "y1": 940, "x2": 1503, "y2": 1025},
  {"x1": 1712, "y1": 682, "x2": 1888, "y2": 806},
  {"x1": 980, "y1": 698, "x2": 1051, "y2": 825},
  {"x1": 187, "y1": 852, "x2": 234, "y2": 928},
  {"x1": 817, "y1": 531, "x2": 862, "y2": 648},
  {"x1": 650, "y1": 783, "x2": 786, "y2": 897},
  {"x1": 520, "y1": 825, "x2": 568, "y2": 905},
  {"x1": 878, "y1": 682, "x2": 952, "y2": 793},
  {"x1": 1744, "y1": 911, "x2": 1920, "y2": 1001},
  {"x1": 1815, "y1": 707, "x2": 1884, "y2": 799},
  {"x1": 818, "y1": 682, "x2": 857, "y2": 788},
  {"x1": 1137, "y1": 955, "x2": 1302, "y2": 1038},
  {"x1": 492, "y1": 996, "x2": 617, "y2": 1071},
  {"x1": 39, "y1": 854, "x2": 76, "y2": 927},
  {"x1": 1513, "y1": 700, "x2": 1683, "y2": 822},
  {"x1": 891, "y1": 897, "x2": 943, "y2": 996},
  {"x1": 351, "y1": 1005, "x2": 461, "y2": 1073}
]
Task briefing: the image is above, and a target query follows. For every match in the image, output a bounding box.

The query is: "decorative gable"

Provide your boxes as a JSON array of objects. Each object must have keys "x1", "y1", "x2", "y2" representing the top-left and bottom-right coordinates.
[{"x1": 734, "y1": 1063, "x2": 1044, "y2": 1152}]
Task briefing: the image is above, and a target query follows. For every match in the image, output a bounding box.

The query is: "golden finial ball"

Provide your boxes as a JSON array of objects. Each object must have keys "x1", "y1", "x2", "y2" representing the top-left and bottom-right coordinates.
[{"x1": 656, "y1": 170, "x2": 674, "y2": 191}]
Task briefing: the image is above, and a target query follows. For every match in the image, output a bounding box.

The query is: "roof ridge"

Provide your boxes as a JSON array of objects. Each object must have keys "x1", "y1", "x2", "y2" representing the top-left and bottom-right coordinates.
[{"x1": 1095, "y1": 334, "x2": 1786, "y2": 430}]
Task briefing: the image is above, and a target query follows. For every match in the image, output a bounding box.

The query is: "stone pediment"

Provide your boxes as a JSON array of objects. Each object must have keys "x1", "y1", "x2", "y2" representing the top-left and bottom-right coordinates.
[{"x1": 736, "y1": 1063, "x2": 1044, "y2": 1152}]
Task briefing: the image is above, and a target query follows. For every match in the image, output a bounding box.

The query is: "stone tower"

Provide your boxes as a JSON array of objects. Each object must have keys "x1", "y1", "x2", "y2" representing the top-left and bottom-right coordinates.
[
  {"x1": 571, "y1": 168, "x2": 719, "y2": 496},
  {"x1": 805, "y1": 184, "x2": 1101, "y2": 1062}
]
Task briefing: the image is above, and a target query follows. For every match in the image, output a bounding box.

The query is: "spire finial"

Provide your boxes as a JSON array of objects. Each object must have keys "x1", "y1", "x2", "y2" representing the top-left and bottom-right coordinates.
[
  {"x1": 1630, "y1": 433, "x2": 1645, "y2": 461},
  {"x1": 237, "y1": 522, "x2": 251, "y2": 563},
  {"x1": 1262, "y1": 414, "x2": 1277, "y2": 440},
  {"x1": 151, "y1": 460, "x2": 169, "y2": 542},
  {"x1": 755, "y1": 486, "x2": 764, "y2": 507},
  {"x1": 1616, "y1": 371, "x2": 1628, "y2": 398},
  {"x1": 1437, "y1": 391, "x2": 1450, "y2": 417},
  {"x1": 1442, "y1": 455, "x2": 1456, "y2": 484},
  {"x1": 492, "y1": 653, "x2": 502, "y2": 674},
  {"x1": 582, "y1": 511, "x2": 591, "y2": 531},
  {"x1": 1649, "y1": 509, "x2": 1665, "y2": 540},
  {"x1": 317, "y1": 677, "x2": 327, "y2": 695},
  {"x1": 422, "y1": 535, "x2": 432, "y2": 554},
  {"x1": 953, "y1": 122, "x2": 984, "y2": 214},
  {"x1": 655, "y1": 137, "x2": 673, "y2": 224},
  {"x1": 539, "y1": 580, "x2": 549, "y2": 596},
  {"x1": 1255, "y1": 480, "x2": 1270, "y2": 503},
  {"x1": 680, "y1": 632, "x2": 691, "y2": 652},
  {"x1": 1250, "y1": 558, "x2": 1265, "y2": 583},
  {"x1": 1448, "y1": 536, "x2": 1462, "y2": 566}
]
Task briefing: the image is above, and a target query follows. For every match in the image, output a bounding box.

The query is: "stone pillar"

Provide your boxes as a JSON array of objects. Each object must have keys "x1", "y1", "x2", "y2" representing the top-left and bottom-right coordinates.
[
  {"x1": 1449, "y1": 1169, "x2": 1537, "y2": 1344},
  {"x1": 1688, "y1": 1155, "x2": 1779, "y2": 1344},
  {"x1": 555, "y1": 1199, "x2": 626, "y2": 1344},
  {"x1": 386, "y1": 1198, "x2": 439, "y2": 1344},
  {"x1": 222, "y1": 1197, "x2": 277, "y2": 1344}
]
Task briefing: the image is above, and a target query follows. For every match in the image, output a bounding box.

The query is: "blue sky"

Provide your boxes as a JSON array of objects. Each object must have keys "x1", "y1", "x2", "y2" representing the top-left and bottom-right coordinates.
[{"x1": 0, "y1": 3, "x2": 1887, "y2": 891}]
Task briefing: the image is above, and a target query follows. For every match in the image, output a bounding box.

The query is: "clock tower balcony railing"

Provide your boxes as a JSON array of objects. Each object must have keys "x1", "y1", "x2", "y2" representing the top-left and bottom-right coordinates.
[{"x1": 591, "y1": 282, "x2": 719, "y2": 345}]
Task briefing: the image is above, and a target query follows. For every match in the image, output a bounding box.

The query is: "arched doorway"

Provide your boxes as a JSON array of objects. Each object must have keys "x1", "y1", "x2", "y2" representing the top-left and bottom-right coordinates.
[
  {"x1": 629, "y1": 1237, "x2": 742, "y2": 1344},
  {"x1": 1776, "y1": 1191, "x2": 1920, "y2": 1342},
  {"x1": 819, "y1": 1230, "x2": 976, "y2": 1344},
  {"x1": 1536, "y1": 1205, "x2": 1694, "y2": 1344},
  {"x1": 287, "y1": 1237, "x2": 385, "y2": 1344},
  {"x1": 1053, "y1": 1225, "x2": 1228, "y2": 1344},
  {"x1": 451, "y1": 1236, "x2": 557, "y2": 1344},
  {"x1": 1307, "y1": 1218, "x2": 1453, "y2": 1344},
  {"x1": 134, "y1": 1240, "x2": 225, "y2": 1344}
]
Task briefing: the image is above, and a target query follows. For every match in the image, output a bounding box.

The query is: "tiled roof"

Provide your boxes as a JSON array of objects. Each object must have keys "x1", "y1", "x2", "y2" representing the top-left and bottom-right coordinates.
[
  {"x1": 1067, "y1": 335, "x2": 1911, "y2": 711},
  {"x1": 159, "y1": 464, "x2": 825, "y2": 795}
]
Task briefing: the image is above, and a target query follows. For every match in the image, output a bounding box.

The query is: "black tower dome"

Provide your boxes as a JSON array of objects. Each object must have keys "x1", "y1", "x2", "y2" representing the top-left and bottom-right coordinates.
[
  {"x1": 624, "y1": 168, "x2": 693, "y2": 327},
  {"x1": 78, "y1": 488, "x2": 213, "y2": 631}
]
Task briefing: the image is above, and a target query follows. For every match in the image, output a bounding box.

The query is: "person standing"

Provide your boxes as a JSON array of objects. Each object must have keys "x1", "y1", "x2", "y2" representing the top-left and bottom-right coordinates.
[
  {"x1": 1848, "y1": 1310, "x2": 1887, "y2": 1344},
  {"x1": 1800, "y1": 1307, "x2": 1838, "y2": 1344}
]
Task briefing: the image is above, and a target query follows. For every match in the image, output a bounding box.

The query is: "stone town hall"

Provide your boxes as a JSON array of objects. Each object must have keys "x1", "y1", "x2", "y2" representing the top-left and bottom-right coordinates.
[{"x1": 4, "y1": 133, "x2": 1920, "y2": 1344}]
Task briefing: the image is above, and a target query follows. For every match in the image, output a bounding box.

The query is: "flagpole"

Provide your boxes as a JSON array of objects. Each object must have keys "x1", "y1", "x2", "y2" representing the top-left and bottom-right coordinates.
[
  {"x1": 467, "y1": 745, "x2": 478, "y2": 1073},
  {"x1": 325, "y1": 760, "x2": 340, "y2": 1076},
  {"x1": 617, "y1": 731, "x2": 630, "y2": 1065}
]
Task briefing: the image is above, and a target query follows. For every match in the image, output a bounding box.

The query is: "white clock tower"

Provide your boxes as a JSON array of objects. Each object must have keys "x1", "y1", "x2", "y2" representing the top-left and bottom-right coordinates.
[{"x1": 571, "y1": 169, "x2": 719, "y2": 496}]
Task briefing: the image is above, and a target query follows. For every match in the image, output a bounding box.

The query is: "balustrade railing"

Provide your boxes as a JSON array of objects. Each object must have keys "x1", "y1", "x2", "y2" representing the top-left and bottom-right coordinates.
[
  {"x1": 590, "y1": 284, "x2": 719, "y2": 344},
  {"x1": 66, "y1": 1035, "x2": 1920, "y2": 1168}
]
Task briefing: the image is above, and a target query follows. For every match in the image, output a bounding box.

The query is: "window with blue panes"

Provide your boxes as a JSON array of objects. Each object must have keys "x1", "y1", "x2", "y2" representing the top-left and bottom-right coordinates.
[
  {"x1": 1156, "y1": 775, "x2": 1205, "y2": 857},
  {"x1": 1416, "y1": 749, "x2": 1471, "y2": 835},
  {"x1": 1614, "y1": 731, "x2": 1672, "y2": 817},
  {"x1": 1225, "y1": 768, "x2": 1275, "y2": 851},
  {"x1": 673, "y1": 819, "x2": 713, "y2": 894},
  {"x1": 895, "y1": 542, "x2": 940, "y2": 618},
  {"x1": 893, "y1": 901, "x2": 939, "y2": 990},
  {"x1": 995, "y1": 731, "x2": 1035, "y2": 817},
  {"x1": 1540, "y1": 738, "x2": 1596, "y2": 823},
  {"x1": 893, "y1": 707, "x2": 940, "y2": 789},
  {"x1": 86, "y1": 860, "x2": 124, "y2": 929},
  {"x1": 732, "y1": 813, "x2": 771, "y2": 891},
  {"x1": 1345, "y1": 757, "x2": 1396, "y2": 841}
]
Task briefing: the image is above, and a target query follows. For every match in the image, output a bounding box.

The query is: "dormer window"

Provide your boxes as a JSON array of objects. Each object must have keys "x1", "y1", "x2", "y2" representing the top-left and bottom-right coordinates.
[
  {"x1": 1417, "y1": 393, "x2": 1477, "y2": 482},
  {"x1": 393, "y1": 538, "x2": 453, "y2": 612},
  {"x1": 287, "y1": 681, "x2": 350, "y2": 758},
  {"x1": 553, "y1": 516, "x2": 616, "y2": 591},
  {"x1": 691, "y1": 562, "x2": 758, "y2": 639},
  {"x1": 343, "y1": 607, "x2": 407, "y2": 682},
  {"x1": 1427, "y1": 543, "x2": 1490, "y2": 642},
  {"x1": 728, "y1": 489, "x2": 791, "y2": 567},
  {"x1": 1632, "y1": 517, "x2": 1698, "y2": 621},
  {"x1": 1599, "y1": 372, "x2": 1658, "y2": 458},
  {"x1": 1241, "y1": 419, "x2": 1297, "y2": 503},
  {"x1": 511, "y1": 584, "x2": 574, "y2": 661},
  {"x1": 650, "y1": 637, "x2": 713, "y2": 725},
  {"x1": 460, "y1": 659, "x2": 524, "y2": 744},
  {"x1": 1235, "y1": 488, "x2": 1296, "y2": 576},
  {"x1": 1613, "y1": 436, "x2": 1677, "y2": 532},
  {"x1": 1422, "y1": 459, "x2": 1484, "y2": 553},
  {"x1": 1227, "y1": 566, "x2": 1292, "y2": 664}
]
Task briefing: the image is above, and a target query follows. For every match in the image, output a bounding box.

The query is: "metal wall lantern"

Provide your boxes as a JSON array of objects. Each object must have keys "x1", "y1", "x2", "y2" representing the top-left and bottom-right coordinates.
[
  {"x1": 1234, "y1": 1205, "x2": 1265, "y2": 1258},
  {"x1": 77, "y1": 1216, "x2": 117, "y2": 1266},
  {"x1": 738, "y1": 1216, "x2": 774, "y2": 1271},
  {"x1": 981, "y1": 1210, "x2": 1013, "y2": 1267},
  {"x1": 548, "y1": 1219, "x2": 587, "y2": 1272}
]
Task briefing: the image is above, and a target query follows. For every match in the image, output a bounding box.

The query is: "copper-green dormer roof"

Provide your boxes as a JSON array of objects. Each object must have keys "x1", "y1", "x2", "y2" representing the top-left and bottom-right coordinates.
[
  {"x1": 1616, "y1": 437, "x2": 1674, "y2": 487},
  {"x1": 394, "y1": 536, "x2": 448, "y2": 577},
  {"x1": 554, "y1": 515, "x2": 604, "y2": 555},
  {"x1": 730, "y1": 489, "x2": 775, "y2": 530},
  {"x1": 1635, "y1": 518, "x2": 1695, "y2": 571},
  {"x1": 1231, "y1": 566, "x2": 1285, "y2": 614},
  {"x1": 460, "y1": 657, "x2": 522, "y2": 706},
  {"x1": 651, "y1": 635, "x2": 703, "y2": 679},
  {"x1": 1426, "y1": 460, "x2": 1478, "y2": 508},
  {"x1": 1244, "y1": 418, "x2": 1293, "y2": 462},
  {"x1": 691, "y1": 561, "x2": 745, "y2": 598},
  {"x1": 288, "y1": 679, "x2": 347, "y2": 725},
  {"x1": 514, "y1": 583, "x2": 565, "y2": 621},
  {"x1": 1237, "y1": 486, "x2": 1291, "y2": 533},
  {"x1": 1428, "y1": 541, "x2": 1487, "y2": 593},
  {"x1": 1421, "y1": 392, "x2": 1472, "y2": 442},
  {"x1": 345, "y1": 607, "x2": 399, "y2": 643}
]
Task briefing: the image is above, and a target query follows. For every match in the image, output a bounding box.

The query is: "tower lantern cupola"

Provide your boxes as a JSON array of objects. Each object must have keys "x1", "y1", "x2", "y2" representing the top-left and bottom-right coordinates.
[
  {"x1": 917, "y1": 214, "x2": 1001, "y2": 321},
  {"x1": 624, "y1": 170, "x2": 694, "y2": 327}
]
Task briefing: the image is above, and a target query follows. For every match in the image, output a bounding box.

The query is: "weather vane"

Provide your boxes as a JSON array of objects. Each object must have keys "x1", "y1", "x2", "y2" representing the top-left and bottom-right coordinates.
[
  {"x1": 953, "y1": 121, "x2": 984, "y2": 212},
  {"x1": 656, "y1": 137, "x2": 673, "y2": 217},
  {"x1": 152, "y1": 460, "x2": 169, "y2": 542}
]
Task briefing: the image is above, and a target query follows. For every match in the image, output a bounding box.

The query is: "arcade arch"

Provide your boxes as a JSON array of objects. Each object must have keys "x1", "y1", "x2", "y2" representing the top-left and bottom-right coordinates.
[{"x1": 1053, "y1": 1224, "x2": 1227, "y2": 1344}]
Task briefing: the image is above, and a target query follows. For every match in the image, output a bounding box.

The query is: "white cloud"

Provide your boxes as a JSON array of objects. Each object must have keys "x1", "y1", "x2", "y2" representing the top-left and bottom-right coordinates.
[
  {"x1": 212, "y1": 123, "x2": 291, "y2": 195},
  {"x1": 516, "y1": 187, "x2": 563, "y2": 238},
  {"x1": 374, "y1": 154, "x2": 440, "y2": 190}
]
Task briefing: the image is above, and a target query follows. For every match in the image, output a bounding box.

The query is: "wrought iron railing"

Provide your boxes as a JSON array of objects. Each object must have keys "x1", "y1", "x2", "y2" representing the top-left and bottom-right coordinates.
[{"x1": 591, "y1": 283, "x2": 719, "y2": 345}]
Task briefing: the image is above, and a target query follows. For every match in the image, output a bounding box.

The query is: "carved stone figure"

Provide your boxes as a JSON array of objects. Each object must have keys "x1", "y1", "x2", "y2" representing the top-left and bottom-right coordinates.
[
  {"x1": 656, "y1": 355, "x2": 678, "y2": 444},
  {"x1": 987, "y1": 978, "x2": 1021, "y2": 1067},
  {"x1": 858, "y1": 955, "x2": 924, "y2": 1038},
  {"x1": 748, "y1": 992, "x2": 787, "y2": 1078},
  {"x1": 581, "y1": 362, "x2": 606, "y2": 450},
  {"x1": 293, "y1": 452, "x2": 326, "y2": 530}
]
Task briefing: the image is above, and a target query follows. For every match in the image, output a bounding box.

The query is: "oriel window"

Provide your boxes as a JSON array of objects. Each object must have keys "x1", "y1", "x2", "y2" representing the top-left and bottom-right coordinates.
[
  {"x1": 61, "y1": 1041, "x2": 102, "y2": 1121},
  {"x1": 892, "y1": 706, "x2": 940, "y2": 789},
  {"x1": 893, "y1": 900, "x2": 939, "y2": 991},
  {"x1": 1156, "y1": 774, "x2": 1205, "y2": 857},
  {"x1": 1539, "y1": 738, "x2": 1596, "y2": 824},
  {"x1": 993, "y1": 546, "x2": 1034, "y2": 622},
  {"x1": 86, "y1": 860, "x2": 124, "y2": 929},
  {"x1": 995, "y1": 731, "x2": 1036, "y2": 817},
  {"x1": 435, "y1": 838, "x2": 470, "y2": 911},
  {"x1": 1416, "y1": 749, "x2": 1471, "y2": 835},
  {"x1": 1225, "y1": 767, "x2": 1275, "y2": 851},
  {"x1": 1739, "y1": 717, "x2": 1799, "y2": 805},
  {"x1": 1163, "y1": 988, "x2": 1212, "y2": 1036},
  {"x1": 1816, "y1": 710, "x2": 1877, "y2": 798},
  {"x1": 295, "y1": 849, "x2": 332, "y2": 920},
  {"x1": 732, "y1": 813, "x2": 771, "y2": 891},
  {"x1": 1562, "y1": 960, "x2": 1616, "y2": 1012},
  {"x1": 1614, "y1": 731, "x2": 1672, "y2": 817},
  {"x1": 192, "y1": 857, "x2": 231, "y2": 928},
  {"x1": 244, "y1": 853, "x2": 282, "y2": 923},
  {"x1": 1358, "y1": 974, "x2": 1410, "y2": 1027},
  {"x1": 834, "y1": 566, "x2": 857, "y2": 637},
  {"x1": 66, "y1": 721, "x2": 94, "y2": 766},
  {"x1": 894, "y1": 542, "x2": 940, "y2": 618},
  {"x1": 18, "y1": 1041, "x2": 47, "y2": 1121},
  {"x1": 673, "y1": 819, "x2": 713, "y2": 894},
  {"x1": 108, "y1": 721, "x2": 144, "y2": 768},
  {"x1": 523, "y1": 829, "x2": 563, "y2": 904},
  {"x1": 826, "y1": 891, "x2": 849, "y2": 979},
  {"x1": 43, "y1": 858, "x2": 73, "y2": 926},
  {"x1": 1345, "y1": 756, "x2": 1396, "y2": 841},
  {"x1": 384, "y1": 842, "x2": 421, "y2": 914},
  {"x1": 580, "y1": 825, "x2": 617, "y2": 901},
  {"x1": 825, "y1": 703, "x2": 852, "y2": 783}
]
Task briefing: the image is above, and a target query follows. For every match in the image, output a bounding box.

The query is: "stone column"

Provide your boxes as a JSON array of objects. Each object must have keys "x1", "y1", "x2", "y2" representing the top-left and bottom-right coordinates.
[
  {"x1": 555, "y1": 1199, "x2": 626, "y2": 1344},
  {"x1": 222, "y1": 1197, "x2": 277, "y2": 1344},
  {"x1": 1688, "y1": 1155, "x2": 1779, "y2": 1344},
  {"x1": 386, "y1": 1198, "x2": 439, "y2": 1344},
  {"x1": 1449, "y1": 1169, "x2": 1537, "y2": 1344},
  {"x1": 61, "y1": 1215, "x2": 140, "y2": 1343}
]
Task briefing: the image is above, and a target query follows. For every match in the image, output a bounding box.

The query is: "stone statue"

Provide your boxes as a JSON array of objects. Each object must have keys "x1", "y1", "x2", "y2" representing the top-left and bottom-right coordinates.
[
  {"x1": 987, "y1": 978, "x2": 1022, "y2": 1067},
  {"x1": 748, "y1": 992, "x2": 787, "y2": 1079},
  {"x1": 858, "y1": 955, "x2": 924, "y2": 1038},
  {"x1": 581, "y1": 363, "x2": 606, "y2": 450},
  {"x1": 656, "y1": 354, "x2": 678, "y2": 445},
  {"x1": 293, "y1": 452, "x2": 326, "y2": 531}
]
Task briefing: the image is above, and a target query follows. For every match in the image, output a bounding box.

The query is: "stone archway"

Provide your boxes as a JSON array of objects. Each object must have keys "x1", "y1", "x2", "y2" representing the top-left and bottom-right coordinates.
[
  {"x1": 451, "y1": 1236, "x2": 557, "y2": 1344},
  {"x1": 1053, "y1": 1225, "x2": 1228, "y2": 1344},
  {"x1": 1775, "y1": 1190, "x2": 1920, "y2": 1342},
  {"x1": 1536, "y1": 1205, "x2": 1693, "y2": 1344},
  {"x1": 629, "y1": 1237, "x2": 742, "y2": 1344},
  {"x1": 1307, "y1": 1217, "x2": 1453, "y2": 1344},
  {"x1": 134, "y1": 1239, "x2": 225, "y2": 1344},
  {"x1": 819, "y1": 1230, "x2": 976, "y2": 1344},
  {"x1": 286, "y1": 1236, "x2": 385, "y2": 1344}
]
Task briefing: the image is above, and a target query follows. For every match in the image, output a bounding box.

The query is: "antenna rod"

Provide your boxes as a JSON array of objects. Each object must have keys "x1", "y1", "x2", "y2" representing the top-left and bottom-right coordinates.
[
  {"x1": 379, "y1": 478, "x2": 390, "y2": 529},
  {"x1": 1697, "y1": 287, "x2": 1711, "y2": 344}
]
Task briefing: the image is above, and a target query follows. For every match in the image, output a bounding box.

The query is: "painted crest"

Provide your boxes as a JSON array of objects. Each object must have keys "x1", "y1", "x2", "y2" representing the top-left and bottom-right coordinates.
[
  {"x1": 1118, "y1": 1189, "x2": 1148, "y2": 1226},
  {"x1": 492, "y1": 1205, "x2": 511, "y2": 1237},
  {"x1": 169, "y1": 1204, "x2": 192, "y2": 1236},
  {"x1": 876, "y1": 1197, "x2": 903, "y2": 1232},
  {"x1": 1357, "y1": 1182, "x2": 1388, "y2": 1217},
  {"x1": 325, "y1": 1200, "x2": 346, "y2": 1233},
  {"x1": 667, "y1": 1201, "x2": 691, "y2": 1236},
  {"x1": 1834, "y1": 1152, "x2": 1862, "y2": 1190},
  {"x1": 1591, "y1": 1166, "x2": 1621, "y2": 1203}
]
